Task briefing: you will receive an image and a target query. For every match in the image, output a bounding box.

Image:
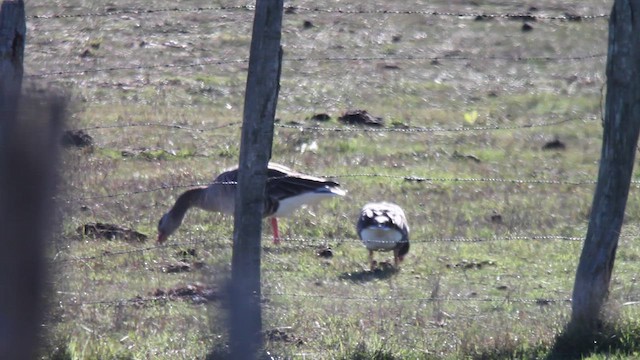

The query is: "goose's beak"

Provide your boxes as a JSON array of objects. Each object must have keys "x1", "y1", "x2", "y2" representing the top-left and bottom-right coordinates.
[{"x1": 157, "y1": 232, "x2": 168, "y2": 244}]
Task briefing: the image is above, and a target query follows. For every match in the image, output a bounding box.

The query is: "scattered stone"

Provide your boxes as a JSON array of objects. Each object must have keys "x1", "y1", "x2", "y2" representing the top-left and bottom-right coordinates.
[
  {"x1": 452, "y1": 150, "x2": 481, "y2": 163},
  {"x1": 380, "y1": 63, "x2": 400, "y2": 70},
  {"x1": 302, "y1": 20, "x2": 314, "y2": 29},
  {"x1": 522, "y1": 23, "x2": 534, "y2": 32},
  {"x1": 79, "y1": 49, "x2": 95, "y2": 58},
  {"x1": 338, "y1": 109, "x2": 384, "y2": 127},
  {"x1": 317, "y1": 246, "x2": 333, "y2": 258},
  {"x1": 61, "y1": 130, "x2": 94, "y2": 148},
  {"x1": 163, "y1": 262, "x2": 192, "y2": 273},
  {"x1": 151, "y1": 283, "x2": 218, "y2": 304},
  {"x1": 308, "y1": 113, "x2": 331, "y2": 122},
  {"x1": 265, "y1": 328, "x2": 304, "y2": 346},
  {"x1": 542, "y1": 139, "x2": 566, "y2": 150},
  {"x1": 446, "y1": 259, "x2": 496, "y2": 270},
  {"x1": 490, "y1": 211, "x2": 503, "y2": 224},
  {"x1": 76, "y1": 222, "x2": 148, "y2": 242},
  {"x1": 177, "y1": 248, "x2": 197, "y2": 259}
]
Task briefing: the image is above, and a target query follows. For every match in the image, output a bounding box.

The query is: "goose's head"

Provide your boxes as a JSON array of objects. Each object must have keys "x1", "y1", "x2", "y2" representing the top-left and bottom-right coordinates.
[{"x1": 157, "y1": 212, "x2": 181, "y2": 244}]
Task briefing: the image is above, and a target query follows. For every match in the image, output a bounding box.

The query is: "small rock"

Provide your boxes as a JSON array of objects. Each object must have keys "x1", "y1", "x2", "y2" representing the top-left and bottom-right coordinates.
[
  {"x1": 317, "y1": 247, "x2": 333, "y2": 258},
  {"x1": 163, "y1": 262, "x2": 191, "y2": 273},
  {"x1": 80, "y1": 49, "x2": 94, "y2": 58},
  {"x1": 338, "y1": 109, "x2": 384, "y2": 127},
  {"x1": 542, "y1": 139, "x2": 566, "y2": 150},
  {"x1": 76, "y1": 222, "x2": 148, "y2": 242},
  {"x1": 308, "y1": 113, "x2": 331, "y2": 122},
  {"x1": 61, "y1": 130, "x2": 94, "y2": 148},
  {"x1": 522, "y1": 23, "x2": 534, "y2": 32}
]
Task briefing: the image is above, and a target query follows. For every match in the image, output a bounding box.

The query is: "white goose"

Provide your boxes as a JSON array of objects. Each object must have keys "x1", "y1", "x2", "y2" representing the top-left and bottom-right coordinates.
[
  {"x1": 357, "y1": 202, "x2": 410, "y2": 270},
  {"x1": 157, "y1": 163, "x2": 346, "y2": 244}
]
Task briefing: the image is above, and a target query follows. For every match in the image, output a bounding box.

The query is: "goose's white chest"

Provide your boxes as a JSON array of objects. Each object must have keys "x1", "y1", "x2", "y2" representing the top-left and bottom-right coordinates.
[{"x1": 359, "y1": 227, "x2": 404, "y2": 251}]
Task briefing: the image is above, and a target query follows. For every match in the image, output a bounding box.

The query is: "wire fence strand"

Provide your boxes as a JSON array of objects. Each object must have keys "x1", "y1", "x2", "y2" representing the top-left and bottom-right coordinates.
[
  {"x1": 26, "y1": 53, "x2": 606, "y2": 79},
  {"x1": 50, "y1": 234, "x2": 584, "y2": 265},
  {"x1": 27, "y1": 5, "x2": 610, "y2": 21},
  {"x1": 58, "y1": 173, "x2": 602, "y2": 203},
  {"x1": 62, "y1": 112, "x2": 595, "y2": 135},
  {"x1": 59, "y1": 293, "x2": 575, "y2": 309}
]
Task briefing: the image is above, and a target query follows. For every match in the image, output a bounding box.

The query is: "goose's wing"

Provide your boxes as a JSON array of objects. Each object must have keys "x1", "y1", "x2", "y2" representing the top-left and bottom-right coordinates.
[
  {"x1": 265, "y1": 163, "x2": 343, "y2": 201},
  {"x1": 212, "y1": 163, "x2": 343, "y2": 217}
]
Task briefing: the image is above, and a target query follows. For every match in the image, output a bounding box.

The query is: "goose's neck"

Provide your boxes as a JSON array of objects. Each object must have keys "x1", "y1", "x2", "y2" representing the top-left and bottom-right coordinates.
[{"x1": 169, "y1": 187, "x2": 208, "y2": 222}]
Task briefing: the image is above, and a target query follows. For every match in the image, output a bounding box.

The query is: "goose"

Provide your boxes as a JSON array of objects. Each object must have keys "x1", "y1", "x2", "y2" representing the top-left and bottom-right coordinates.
[
  {"x1": 356, "y1": 202, "x2": 410, "y2": 271},
  {"x1": 157, "y1": 163, "x2": 346, "y2": 244}
]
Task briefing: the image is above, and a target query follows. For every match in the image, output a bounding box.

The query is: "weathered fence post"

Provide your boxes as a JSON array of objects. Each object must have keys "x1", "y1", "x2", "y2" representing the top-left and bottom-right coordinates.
[
  {"x1": 229, "y1": 0, "x2": 284, "y2": 358},
  {"x1": 0, "y1": 91, "x2": 65, "y2": 360},
  {"x1": 0, "y1": 0, "x2": 25, "y2": 125},
  {"x1": 570, "y1": 0, "x2": 640, "y2": 333}
]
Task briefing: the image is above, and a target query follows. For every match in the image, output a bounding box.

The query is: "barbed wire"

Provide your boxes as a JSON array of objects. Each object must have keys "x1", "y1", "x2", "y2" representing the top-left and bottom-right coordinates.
[
  {"x1": 59, "y1": 293, "x2": 574, "y2": 308},
  {"x1": 329, "y1": 174, "x2": 599, "y2": 185},
  {"x1": 285, "y1": 6, "x2": 609, "y2": 21},
  {"x1": 25, "y1": 58, "x2": 250, "y2": 78},
  {"x1": 28, "y1": 5, "x2": 254, "y2": 19},
  {"x1": 58, "y1": 174, "x2": 602, "y2": 203},
  {"x1": 50, "y1": 234, "x2": 584, "y2": 265},
  {"x1": 276, "y1": 116, "x2": 586, "y2": 133},
  {"x1": 50, "y1": 238, "x2": 211, "y2": 264},
  {"x1": 62, "y1": 112, "x2": 595, "y2": 136},
  {"x1": 27, "y1": 5, "x2": 609, "y2": 21},
  {"x1": 26, "y1": 53, "x2": 606, "y2": 79},
  {"x1": 267, "y1": 292, "x2": 573, "y2": 304},
  {"x1": 69, "y1": 121, "x2": 241, "y2": 133}
]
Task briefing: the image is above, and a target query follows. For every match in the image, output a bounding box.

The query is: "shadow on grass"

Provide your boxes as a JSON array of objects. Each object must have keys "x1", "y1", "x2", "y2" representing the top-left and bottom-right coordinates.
[
  {"x1": 338, "y1": 265, "x2": 399, "y2": 282},
  {"x1": 544, "y1": 319, "x2": 640, "y2": 360},
  {"x1": 338, "y1": 341, "x2": 405, "y2": 360},
  {"x1": 205, "y1": 345, "x2": 281, "y2": 360},
  {"x1": 456, "y1": 317, "x2": 640, "y2": 360}
]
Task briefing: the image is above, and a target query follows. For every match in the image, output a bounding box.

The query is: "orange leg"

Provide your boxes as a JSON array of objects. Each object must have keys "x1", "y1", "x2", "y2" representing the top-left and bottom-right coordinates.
[
  {"x1": 271, "y1": 217, "x2": 280, "y2": 245},
  {"x1": 369, "y1": 250, "x2": 375, "y2": 271}
]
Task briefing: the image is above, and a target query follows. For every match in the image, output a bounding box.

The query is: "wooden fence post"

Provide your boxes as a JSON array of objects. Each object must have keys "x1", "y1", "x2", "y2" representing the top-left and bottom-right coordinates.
[
  {"x1": 570, "y1": 0, "x2": 640, "y2": 333},
  {"x1": 0, "y1": 92, "x2": 65, "y2": 360},
  {"x1": 0, "y1": 0, "x2": 25, "y2": 126},
  {"x1": 229, "y1": 0, "x2": 283, "y2": 359}
]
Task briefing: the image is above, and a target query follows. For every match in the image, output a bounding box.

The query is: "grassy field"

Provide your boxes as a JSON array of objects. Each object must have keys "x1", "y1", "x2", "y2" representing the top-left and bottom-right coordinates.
[{"x1": 25, "y1": 0, "x2": 640, "y2": 358}]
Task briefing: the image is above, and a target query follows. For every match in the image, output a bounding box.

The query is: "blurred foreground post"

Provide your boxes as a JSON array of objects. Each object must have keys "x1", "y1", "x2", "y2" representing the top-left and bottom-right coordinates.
[
  {"x1": 570, "y1": 0, "x2": 640, "y2": 333},
  {"x1": 0, "y1": 0, "x2": 25, "y2": 126},
  {"x1": 229, "y1": 0, "x2": 283, "y2": 359},
  {"x1": 0, "y1": 90, "x2": 65, "y2": 359}
]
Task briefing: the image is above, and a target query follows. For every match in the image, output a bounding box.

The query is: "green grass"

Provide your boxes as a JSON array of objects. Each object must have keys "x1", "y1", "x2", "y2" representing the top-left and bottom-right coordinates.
[{"x1": 25, "y1": 0, "x2": 640, "y2": 359}]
